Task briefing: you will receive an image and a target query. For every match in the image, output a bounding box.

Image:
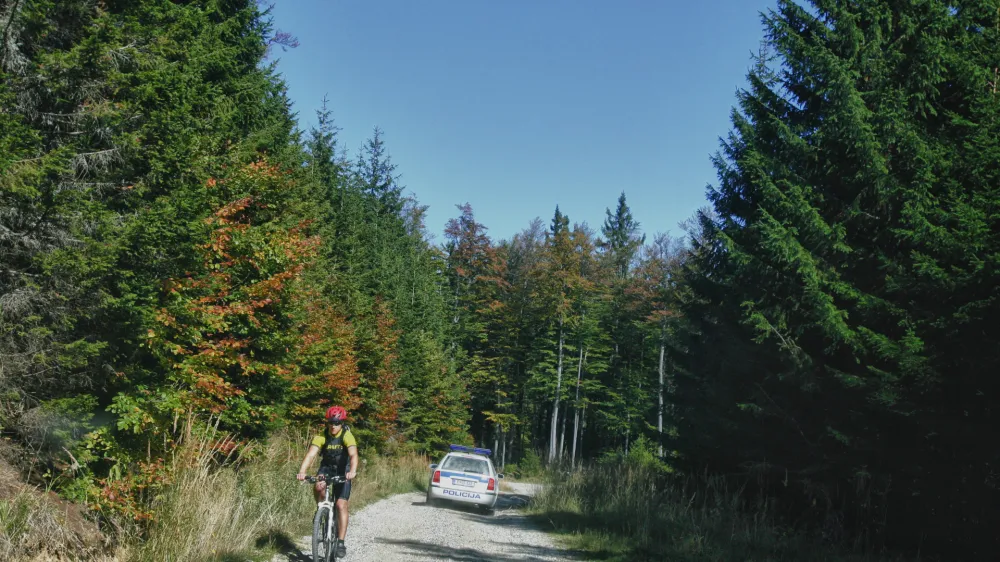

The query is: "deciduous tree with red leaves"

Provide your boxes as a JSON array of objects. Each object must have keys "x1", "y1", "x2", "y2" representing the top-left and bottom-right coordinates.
[{"x1": 112, "y1": 160, "x2": 352, "y2": 438}]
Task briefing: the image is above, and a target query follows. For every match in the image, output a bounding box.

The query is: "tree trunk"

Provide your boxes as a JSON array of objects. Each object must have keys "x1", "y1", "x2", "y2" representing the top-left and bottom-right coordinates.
[
  {"x1": 559, "y1": 404, "x2": 567, "y2": 459},
  {"x1": 626, "y1": 373, "x2": 631, "y2": 458},
  {"x1": 658, "y1": 324, "x2": 666, "y2": 457},
  {"x1": 571, "y1": 346, "x2": 585, "y2": 469},
  {"x1": 501, "y1": 431, "x2": 507, "y2": 470},
  {"x1": 548, "y1": 314, "x2": 565, "y2": 463}
]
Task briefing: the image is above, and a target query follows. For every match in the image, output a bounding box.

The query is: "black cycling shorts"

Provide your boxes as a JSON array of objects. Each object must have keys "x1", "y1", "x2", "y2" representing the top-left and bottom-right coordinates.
[{"x1": 316, "y1": 465, "x2": 352, "y2": 500}]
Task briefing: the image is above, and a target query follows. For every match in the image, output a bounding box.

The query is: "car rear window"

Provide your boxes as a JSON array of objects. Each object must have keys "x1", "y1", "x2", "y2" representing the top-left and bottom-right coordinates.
[{"x1": 442, "y1": 456, "x2": 489, "y2": 475}]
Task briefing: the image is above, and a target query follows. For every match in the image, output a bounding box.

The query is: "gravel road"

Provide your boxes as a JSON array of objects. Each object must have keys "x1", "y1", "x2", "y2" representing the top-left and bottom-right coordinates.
[{"x1": 268, "y1": 482, "x2": 579, "y2": 562}]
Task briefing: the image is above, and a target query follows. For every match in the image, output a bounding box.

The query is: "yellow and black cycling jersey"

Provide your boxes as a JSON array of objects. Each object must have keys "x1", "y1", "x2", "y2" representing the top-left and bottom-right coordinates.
[
  {"x1": 311, "y1": 426, "x2": 357, "y2": 450},
  {"x1": 312, "y1": 426, "x2": 357, "y2": 474}
]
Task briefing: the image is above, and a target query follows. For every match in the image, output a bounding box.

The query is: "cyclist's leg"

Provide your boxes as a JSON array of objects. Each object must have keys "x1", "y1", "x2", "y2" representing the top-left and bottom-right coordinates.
[{"x1": 335, "y1": 480, "x2": 352, "y2": 540}]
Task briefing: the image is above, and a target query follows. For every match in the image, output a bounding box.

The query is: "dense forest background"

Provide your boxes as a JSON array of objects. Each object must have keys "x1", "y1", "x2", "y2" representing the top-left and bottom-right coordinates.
[{"x1": 1, "y1": 0, "x2": 997, "y2": 559}]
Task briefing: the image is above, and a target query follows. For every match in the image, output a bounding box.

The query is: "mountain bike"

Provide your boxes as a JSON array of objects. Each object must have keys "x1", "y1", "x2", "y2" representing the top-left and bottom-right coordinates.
[{"x1": 305, "y1": 474, "x2": 347, "y2": 562}]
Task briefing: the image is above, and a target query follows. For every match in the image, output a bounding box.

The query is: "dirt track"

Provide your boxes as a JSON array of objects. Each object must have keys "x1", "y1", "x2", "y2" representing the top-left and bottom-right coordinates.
[{"x1": 268, "y1": 482, "x2": 579, "y2": 562}]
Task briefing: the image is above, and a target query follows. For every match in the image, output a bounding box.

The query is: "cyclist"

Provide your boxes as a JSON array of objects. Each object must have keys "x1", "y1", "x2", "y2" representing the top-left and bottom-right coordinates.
[{"x1": 297, "y1": 405, "x2": 358, "y2": 559}]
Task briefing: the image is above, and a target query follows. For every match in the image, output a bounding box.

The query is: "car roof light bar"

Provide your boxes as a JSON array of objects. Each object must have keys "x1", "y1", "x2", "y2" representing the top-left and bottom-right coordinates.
[{"x1": 449, "y1": 444, "x2": 492, "y2": 456}]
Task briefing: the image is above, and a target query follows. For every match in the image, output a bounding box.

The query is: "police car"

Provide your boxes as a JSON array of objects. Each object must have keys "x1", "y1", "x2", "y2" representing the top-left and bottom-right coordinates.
[{"x1": 426, "y1": 445, "x2": 504, "y2": 513}]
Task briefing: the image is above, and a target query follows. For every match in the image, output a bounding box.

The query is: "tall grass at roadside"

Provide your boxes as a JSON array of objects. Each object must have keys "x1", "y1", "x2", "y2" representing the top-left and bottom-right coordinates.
[
  {"x1": 0, "y1": 484, "x2": 125, "y2": 562},
  {"x1": 131, "y1": 427, "x2": 429, "y2": 562},
  {"x1": 529, "y1": 462, "x2": 912, "y2": 562},
  {"x1": 130, "y1": 427, "x2": 309, "y2": 562},
  {"x1": 343, "y1": 449, "x2": 430, "y2": 508},
  {"x1": 1, "y1": 488, "x2": 92, "y2": 561},
  {"x1": 1, "y1": 426, "x2": 430, "y2": 562}
]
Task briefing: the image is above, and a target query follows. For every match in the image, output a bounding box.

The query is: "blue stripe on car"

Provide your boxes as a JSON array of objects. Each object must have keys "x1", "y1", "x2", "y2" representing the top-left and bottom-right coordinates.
[{"x1": 439, "y1": 470, "x2": 490, "y2": 483}]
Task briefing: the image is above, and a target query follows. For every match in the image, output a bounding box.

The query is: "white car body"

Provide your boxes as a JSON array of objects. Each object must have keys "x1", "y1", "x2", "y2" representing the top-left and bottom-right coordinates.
[{"x1": 426, "y1": 446, "x2": 503, "y2": 511}]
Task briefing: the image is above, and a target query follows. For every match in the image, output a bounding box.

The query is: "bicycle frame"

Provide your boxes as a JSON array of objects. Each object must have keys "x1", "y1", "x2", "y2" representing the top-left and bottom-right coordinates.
[
  {"x1": 318, "y1": 476, "x2": 339, "y2": 535},
  {"x1": 306, "y1": 474, "x2": 346, "y2": 562}
]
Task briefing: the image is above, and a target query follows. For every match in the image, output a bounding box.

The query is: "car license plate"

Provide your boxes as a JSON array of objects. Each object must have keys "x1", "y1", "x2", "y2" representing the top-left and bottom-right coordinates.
[{"x1": 453, "y1": 479, "x2": 475, "y2": 487}]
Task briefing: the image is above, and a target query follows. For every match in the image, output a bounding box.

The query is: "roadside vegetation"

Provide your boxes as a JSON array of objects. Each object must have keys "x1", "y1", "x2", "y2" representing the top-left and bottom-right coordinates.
[
  {"x1": 133, "y1": 428, "x2": 429, "y2": 562},
  {"x1": 0, "y1": 487, "x2": 108, "y2": 562},
  {"x1": 2, "y1": 426, "x2": 429, "y2": 562},
  {"x1": 499, "y1": 449, "x2": 544, "y2": 482},
  {"x1": 527, "y1": 439, "x2": 911, "y2": 562}
]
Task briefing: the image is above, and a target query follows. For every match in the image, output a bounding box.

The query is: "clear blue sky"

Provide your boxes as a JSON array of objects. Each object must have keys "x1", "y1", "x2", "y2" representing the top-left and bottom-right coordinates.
[{"x1": 269, "y1": 0, "x2": 778, "y2": 243}]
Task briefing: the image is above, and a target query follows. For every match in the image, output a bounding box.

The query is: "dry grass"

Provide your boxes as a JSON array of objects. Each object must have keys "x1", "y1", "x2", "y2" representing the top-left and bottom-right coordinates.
[
  {"x1": 0, "y1": 443, "x2": 124, "y2": 561},
  {"x1": 130, "y1": 427, "x2": 429, "y2": 562},
  {"x1": 1, "y1": 427, "x2": 431, "y2": 562},
  {"x1": 0, "y1": 483, "x2": 107, "y2": 561},
  {"x1": 129, "y1": 429, "x2": 309, "y2": 562},
  {"x1": 1, "y1": 489, "x2": 63, "y2": 560},
  {"x1": 344, "y1": 450, "x2": 430, "y2": 509}
]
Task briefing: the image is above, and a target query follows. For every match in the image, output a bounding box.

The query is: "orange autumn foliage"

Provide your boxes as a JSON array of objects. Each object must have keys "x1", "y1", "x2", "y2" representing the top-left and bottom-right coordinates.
[{"x1": 136, "y1": 159, "x2": 358, "y2": 434}]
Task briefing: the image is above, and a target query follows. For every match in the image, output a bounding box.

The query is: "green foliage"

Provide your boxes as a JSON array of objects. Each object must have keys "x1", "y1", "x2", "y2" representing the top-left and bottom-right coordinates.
[
  {"x1": 396, "y1": 331, "x2": 470, "y2": 452},
  {"x1": 514, "y1": 449, "x2": 543, "y2": 479},
  {"x1": 4, "y1": 0, "x2": 997, "y2": 559},
  {"x1": 600, "y1": 192, "x2": 645, "y2": 280},
  {"x1": 530, "y1": 464, "x2": 902, "y2": 562},
  {"x1": 1, "y1": 0, "x2": 374, "y2": 542},
  {"x1": 597, "y1": 435, "x2": 671, "y2": 474},
  {"x1": 303, "y1": 108, "x2": 466, "y2": 452},
  {"x1": 119, "y1": 160, "x2": 323, "y2": 440},
  {"x1": 35, "y1": 395, "x2": 99, "y2": 450},
  {"x1": 671, "y1": 0, "x2": 1000, "y2": 556}
]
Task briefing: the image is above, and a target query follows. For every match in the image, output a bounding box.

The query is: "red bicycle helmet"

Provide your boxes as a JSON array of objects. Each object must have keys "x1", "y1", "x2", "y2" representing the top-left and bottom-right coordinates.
[{"x1": 325, "y1": 406, "x2": 347, "y2": 422}]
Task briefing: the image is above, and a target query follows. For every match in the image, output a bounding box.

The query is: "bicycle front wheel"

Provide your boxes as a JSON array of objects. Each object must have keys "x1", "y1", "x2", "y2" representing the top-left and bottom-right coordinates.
[{"x1": 312, "y1": 506, "x2": 333, "y2": 562}]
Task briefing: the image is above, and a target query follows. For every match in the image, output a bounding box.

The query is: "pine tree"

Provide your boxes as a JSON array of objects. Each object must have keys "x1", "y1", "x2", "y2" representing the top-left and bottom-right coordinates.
[
  {"x1": 544, "y1": 206, "x2": 573, "y2": 463},
  {"x1": 496, "y1": 219, "x2": 549, "y2": 458},
  {"x1": 303, "y1": 112, "x2": 462, "y2": 452},
  {"x1": 600, "y1": 192, "x2": 645, "y2": 281},
  {"x1": 443, "y1": 203, "x2": 509, "y2": 445},
  {"x1": 566, "y1": 223, "x2": 609, "y2": 466},
  {"x1": 114, "y1": 160, "x2": 330, "y2": 438},
  {"x1": 677, "y1": 1, "x2": 1000, "y2": 555},
  {"x1": 597, "y1": 192, "x2": 645, "y2": 453},
  {"x1": 0, "y1": 0, "x2": 300, "y2": 461},
  {"x1": 355, "y1": 126, "x2": 404, "y2": 218}
]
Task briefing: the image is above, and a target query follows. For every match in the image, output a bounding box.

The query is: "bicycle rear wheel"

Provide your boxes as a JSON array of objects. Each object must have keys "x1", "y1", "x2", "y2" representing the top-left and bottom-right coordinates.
[{"x1": 312, "y1": 506, "x2": 333, "y2": 562}]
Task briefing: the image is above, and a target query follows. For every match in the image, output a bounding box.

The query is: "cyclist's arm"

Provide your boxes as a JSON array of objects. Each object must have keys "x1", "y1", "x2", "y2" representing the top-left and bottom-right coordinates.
[
  {"x1": 297, "y1": 444, "x2": 321, "y2": 479},
  {"x1": 342, "y1": 430, "x2": 358, "y2": 480},
  {"x1": 346, "y1": 445, "x2": 358, "y2": 479}
]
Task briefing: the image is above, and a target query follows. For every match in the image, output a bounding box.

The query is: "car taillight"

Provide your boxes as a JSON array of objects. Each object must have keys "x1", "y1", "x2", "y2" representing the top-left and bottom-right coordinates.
[
  {"x1": 487, "y1": 477, "x2": 495, "y2": 491},
  {"x1": 433, "y1": 470, "x2": 440, "y2": 484}
]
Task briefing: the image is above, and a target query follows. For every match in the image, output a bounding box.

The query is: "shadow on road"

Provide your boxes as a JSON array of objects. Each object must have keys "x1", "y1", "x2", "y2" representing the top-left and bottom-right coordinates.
[
  {"x1": 411, "y1": 492, "x2": 534, "y2": 512},
  {"x1": 254, "y1": 529, "x2": 311, "y2": 562},
  {"x1": 457, "y1": 510, "x2": 546, "y2": 532},
  {"x1": 497, "y1": 492, "x2": 532, "y2": 509},
  {"x1": 376, "y1": 538, "x2": 586, "y2": 561}
]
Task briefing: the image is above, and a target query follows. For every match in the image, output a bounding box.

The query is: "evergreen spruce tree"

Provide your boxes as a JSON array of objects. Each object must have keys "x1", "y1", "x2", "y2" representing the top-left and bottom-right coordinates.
[
  {"x1": 676, "y1": 1, "x2": 1000, "y2": 555},
  {"x1": 597, "y1": 193, "x2": 645, "y2": 452}
]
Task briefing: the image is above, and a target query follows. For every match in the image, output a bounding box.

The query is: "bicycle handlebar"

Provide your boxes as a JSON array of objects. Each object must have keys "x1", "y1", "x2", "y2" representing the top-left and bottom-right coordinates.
[{"x1": 303, "y1": 474, "x2": 348, "y2": 484}]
